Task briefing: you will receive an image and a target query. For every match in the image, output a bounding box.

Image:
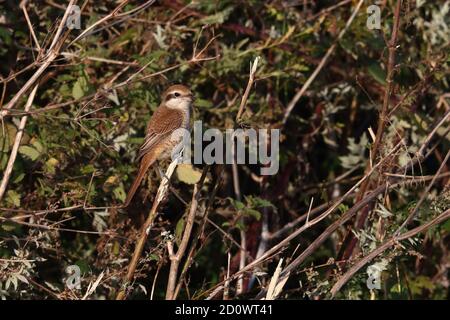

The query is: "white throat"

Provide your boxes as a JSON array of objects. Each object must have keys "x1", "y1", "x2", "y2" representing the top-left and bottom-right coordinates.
[
  {"x1": 166, "y1": 98, "x2": 191, "y2": 111},
  {"x1": 166, "y1": 98, "x2": 191, "y2": 128}
]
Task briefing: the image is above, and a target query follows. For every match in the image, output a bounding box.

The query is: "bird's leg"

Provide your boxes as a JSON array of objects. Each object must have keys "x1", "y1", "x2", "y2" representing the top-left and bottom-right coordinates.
[
  {"x1": 156, "y1": 162, "x2": 171, "y2": 180},
  {"x1": 156, "y1": 165, "x2": 164, "y2": 179}
]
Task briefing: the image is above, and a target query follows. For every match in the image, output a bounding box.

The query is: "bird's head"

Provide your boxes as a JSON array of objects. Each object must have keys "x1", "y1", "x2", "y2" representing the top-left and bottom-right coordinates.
[{"x1": 163, "y1": 84, "x2": 194, "y2": 110}]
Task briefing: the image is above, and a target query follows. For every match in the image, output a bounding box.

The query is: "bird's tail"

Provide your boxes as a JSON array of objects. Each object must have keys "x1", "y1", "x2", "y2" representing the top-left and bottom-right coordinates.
[{"x1": 124, "y1": 152, "x2": 157, "y2": 207}]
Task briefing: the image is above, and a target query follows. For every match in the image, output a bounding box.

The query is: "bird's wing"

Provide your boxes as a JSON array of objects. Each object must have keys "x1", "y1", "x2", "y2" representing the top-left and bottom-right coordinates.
[{"x1": 137, "y1": 106, "x2": 183, "y2": 161}]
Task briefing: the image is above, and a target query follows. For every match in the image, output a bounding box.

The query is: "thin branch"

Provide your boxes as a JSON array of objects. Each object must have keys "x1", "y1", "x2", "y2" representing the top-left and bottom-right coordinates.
[
  {"x1": 340, "y1": 0, "x2": 403, "y2": 260},
  {"x1": 172, "y1": 169, "x2": 225, "y2": 299},
  {"x1": 236, "y1": 56, "x2": 260, "y2": 121},
  {"x1": 48, "y1": 0, "x2": 77, "y2": 51},
  {"x1": 2, "y1": 36, "x2": 218, "y2": 119},
  {"x1": 330, "y1": 208, "x2": 450, "y2": 297},
  {"x1": 165, "y1": 169, "x2": 208, "y2": 300},
  {"x1": 0, "y1": 216, "x2": 116, "y2": 236},
  {"x1": 0, "y1": 0, "x2": 75, "y2": 116},
  {"x1": 282, "y1": 0, "x2": 364, "y2": 124},
  {"x1": 115, "y1": 155, "x2": 182, "y2": 300},
  {"x1": 232, "y1": 56, "x2": 260, "y2": 295},
  {"x1": 202, "y1": 169, "x2": 450, "y2": 299},
  {"x1": 0, "y1": 85, "x2": 38, "y2": 202},
  {"x1": 395, "y1": 149, "x2": 450, "y2": 234},
  {"x1": 369, "y1": 0, "x2": 403, "y2": 165},
  {"x1": 201, "y1": 142, "x2": 402, "y2": 297},
  {"x1": 68, "y1": 0, "x2": 131, "y2": 45},
  {"x1": 20, "y1": 0, "x2": 41, "y2": 51}
]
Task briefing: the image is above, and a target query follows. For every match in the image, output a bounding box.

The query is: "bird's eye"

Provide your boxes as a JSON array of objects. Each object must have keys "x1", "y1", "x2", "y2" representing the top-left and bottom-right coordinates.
[{"x1": 173, "y1": 92, "x2": 181, "y2": 98}]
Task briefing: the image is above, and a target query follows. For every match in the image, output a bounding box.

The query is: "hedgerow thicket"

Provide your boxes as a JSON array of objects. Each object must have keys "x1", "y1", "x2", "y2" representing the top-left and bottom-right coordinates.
[{"x1": 0, "y1": 0, "x2": 449, "y2": 300}]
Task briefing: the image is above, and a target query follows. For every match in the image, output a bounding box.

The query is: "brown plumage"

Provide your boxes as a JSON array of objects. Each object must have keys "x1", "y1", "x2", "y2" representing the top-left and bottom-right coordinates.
[{"x1": 124, "y1": 85, "x2": 193, "y2": 207}]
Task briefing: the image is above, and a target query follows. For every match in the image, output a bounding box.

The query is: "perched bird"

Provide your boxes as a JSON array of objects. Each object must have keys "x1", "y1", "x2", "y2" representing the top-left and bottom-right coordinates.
[{"x1": 124, "y1": 84, "x2": 193, "y2": 206}]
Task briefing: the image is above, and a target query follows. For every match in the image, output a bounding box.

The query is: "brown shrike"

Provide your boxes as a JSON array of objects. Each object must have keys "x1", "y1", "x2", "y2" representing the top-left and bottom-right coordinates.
[{"x1": 124, "y1": 84, "x2": 193, "y2": 206}]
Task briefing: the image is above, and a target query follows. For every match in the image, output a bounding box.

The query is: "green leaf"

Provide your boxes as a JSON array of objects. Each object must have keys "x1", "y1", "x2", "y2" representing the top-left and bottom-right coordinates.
[
  {"x1": 245, "y1": 195, "x2": 275, "y2": 209},
  {"x1": 176, "y1": 164, "x2": 203, "y2": 185},
  {"x1": 337, "y1": 204, "x2": 349, "y2": 214},
  {"x1": 0, "y1": 26, "x2": 12, "y2": 45},
  {"x1": 441, "y1": 219, "x2": 450, "y2": 233},
  {"x1": 113, "y1": 184, "x2": 126, "y2": 202},
  {"x1": 72, "y1": 81, "x2": 84, "y2": 100},
  {"x1": 44, "y1": 158, "x2": 59, "y2": 175},
  {"x1": 1, "y1": 223, "x2": 17, "y2": 231},
  {"x1": 198, "y1": 6, "x2": 234, "y2": 25},
  {"x1": 15, "y1": 274, "x2": 29, "y2": 285},
  {"x1": 113, "y1": 241, "x2": 120, "y2": 256},
  {"x1": 409, "y1": 275, "x2": 435, "y2": 296},
  {"x1": 235, "y1": 220, "x2": 245, "y2": 231},
  {"x1": 339, "y1": 134, "x2": 369, "y2": 170},
  {"x1": 6, "y1": 190, "x2": 21, "y2": 207},
  {"x1": 229, "y1": 198, "x2": 245, "y2": 210},
  {"x1": 13, "y1": 173, "x2": 25, "y2": 184},
  {"x1": 0, "y1": 123, "x2": 18, "y2": 152},
  {"x1": 18, "y1": 145, "x2": 40, "y2": 161},
  {"x1": 32, "y1": 139, "x2": 44, "y2": 153},
  {"x1": 195, "y1": 99, "x2": 213, "y2": 108},
  {"x1": 81, "y1": 164, "x2": 96, "y2": 174},
  {"x1": 368, "y1": 63, "x2": 386, "y2": 85},
  {"x1": 103, "y1": 175, "x2": 119, "y2": 192},
  {"x1": 148, "y1": 254, "x2": 159, "y2": 261},
  {"x1": 175, "y1": 217, "x2": 185, "y2": 241},
  {"x1": 72, "y1": 76, "x2": 89, "y2": 100},
  {"x1": 75, "y1": 260, "x2": 90, "y2": 274},
  {"x1": 244, "y1": 208, "x2": 261, "y2": 220}
]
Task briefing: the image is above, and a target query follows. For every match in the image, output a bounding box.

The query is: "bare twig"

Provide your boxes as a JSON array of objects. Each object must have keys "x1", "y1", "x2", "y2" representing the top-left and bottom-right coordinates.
[
  {"x1": 0, "y1": 0, "x2": 75, "y2": 116},
  {"x1": 0, "y1": 215, "x2": 116, "y2": 236},
  {"x1": 165, "y1": 169, "x2": 207, "y2": 300},
  {"x1": 395, "y1": 149, "x2": 450, "y2": 234},
  {"x1": 172, "y1": 169, "x2": 226, "y2": 299},
  {"x1": 202, "y1": 169, "x2": 450, "y2": 299},
  {"x1": 417, "y1": 109, "x2": 450, "y2": 156},
  {"x1": 48, "y1": 0, "x2": 77, "y2": 51},
  {"x1": 0, "y1": 85, "x2": 38, "y2": 202},
  {"x1": 20, "y1": 1, "x2": 41, "y2": 51},
  {"x1": 269, "y1": 202, "x2": 330, "y2": 240},
  {"x1": 68, "y1": 0, "x2": 131, "y2": 45},
  {"x1": 233, "y1": 56, "x2": 260, "y2": 295},
  {"x1": 2, "y1": 36, "x2": 219, "y2": 119},
  {"x1": 264, "y1": 258, "x2": 289, "y2": 300},
  {"x1": 330, "y1": 208, "x2": 450, "y2": 297},
  {"x1": 236, "y1": 57, "x2": 260, "y2": 121},
  {"x1": 282, "y1": 0, "x2": 364, "y2": 124},
  {"x1": 115, "y1": 155, "x2": 182, "y2": 300},
  {"x1": 368, "y1": 0, "x2": 403, "y2": 166},
  {"x1": 340, "y1": 0, "x2": 403, "y2": 261}
]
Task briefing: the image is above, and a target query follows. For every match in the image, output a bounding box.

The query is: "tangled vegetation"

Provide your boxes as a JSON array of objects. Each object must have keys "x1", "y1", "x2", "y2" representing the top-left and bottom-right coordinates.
[{"x1": 0, "y1": 0, "x2": 449, "y2": 300}]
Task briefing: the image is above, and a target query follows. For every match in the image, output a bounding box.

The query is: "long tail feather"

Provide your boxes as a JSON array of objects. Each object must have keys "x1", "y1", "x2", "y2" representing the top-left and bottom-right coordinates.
[{"x1": 124, "y1": 152, "x2": 157, "y2": 207}]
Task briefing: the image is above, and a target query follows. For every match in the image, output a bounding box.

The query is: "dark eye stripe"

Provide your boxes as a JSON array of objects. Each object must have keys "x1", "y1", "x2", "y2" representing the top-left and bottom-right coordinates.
[{"x1": 166, "y1": 92, "x2": 181, "y2": 100}]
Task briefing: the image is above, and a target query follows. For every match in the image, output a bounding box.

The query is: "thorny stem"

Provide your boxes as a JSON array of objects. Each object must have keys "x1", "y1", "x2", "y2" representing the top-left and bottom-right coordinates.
[
  {"x1": 331, "y1": 208, "x2": 450, "y2": 297},
  {"x1": 340, "y1": 0, "x2": 403, "y2": 261}
]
